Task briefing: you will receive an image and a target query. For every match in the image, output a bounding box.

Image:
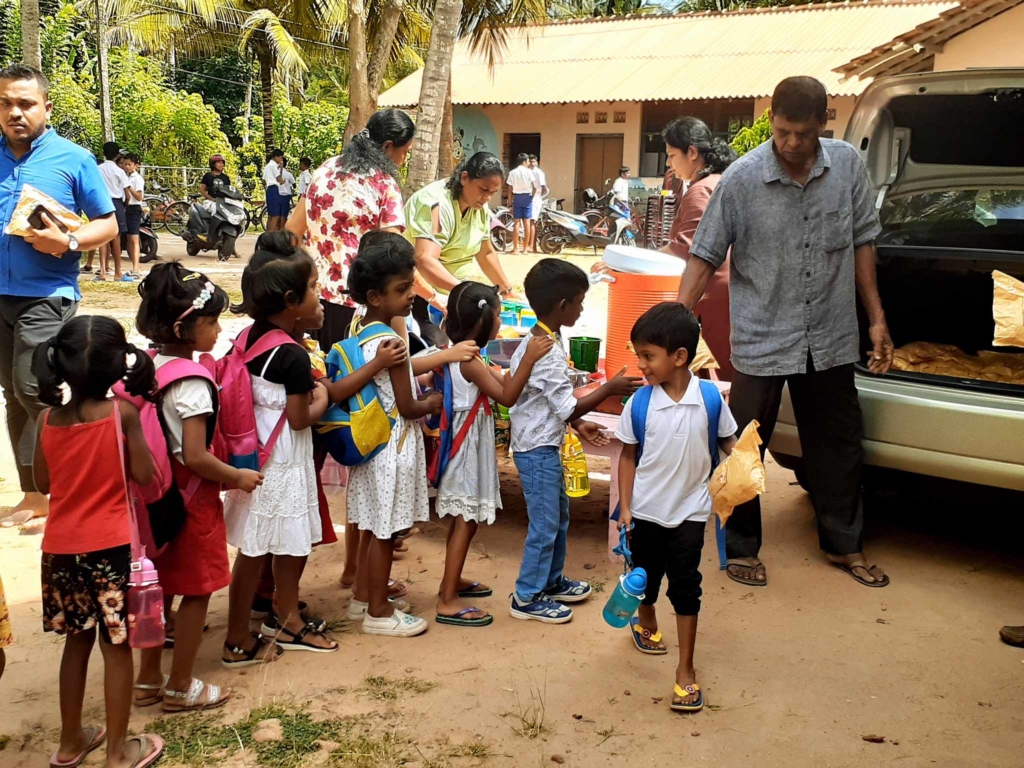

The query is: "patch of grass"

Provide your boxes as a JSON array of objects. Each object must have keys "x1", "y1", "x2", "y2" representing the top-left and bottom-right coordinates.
[
  {"x1": 591, "y1": 580, "x2": 607, "y2": 594},
  {"x1": 596, "y1": 725, "x2": 626, "y2": 746},
  {"x1": 448, "y1": 741, "x2": 493, "y2": 758},
  {"x1": 360, "y1": 675, "x2": 436, "y2": 702},
  {"x1": 321, "y1": 614, "x2": 353, "y2": 634},
  {"x1": 151, "y1": 704, "x2": 374, "y2": 768},
  {"x1": 330, "y1": 730, "x2": 408, "y2": 768},
  {"x1": 500, "y1": 680, "x2": 547, "y2": 739}
]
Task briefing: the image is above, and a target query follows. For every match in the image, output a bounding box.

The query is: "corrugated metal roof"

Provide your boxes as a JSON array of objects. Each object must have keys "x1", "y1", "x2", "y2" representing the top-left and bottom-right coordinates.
[{"x1": 379, "y1": 0, "x2": 961, "y2": 107}]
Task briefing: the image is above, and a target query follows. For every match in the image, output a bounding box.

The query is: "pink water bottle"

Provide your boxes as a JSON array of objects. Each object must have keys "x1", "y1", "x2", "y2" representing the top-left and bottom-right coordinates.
[{"x1": 127, "y1": 556, "x2": 166, "y2": 649}]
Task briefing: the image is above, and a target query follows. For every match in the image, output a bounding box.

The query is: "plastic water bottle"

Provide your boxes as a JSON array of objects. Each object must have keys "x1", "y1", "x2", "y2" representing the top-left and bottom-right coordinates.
[
  {"x1": 127, "y1": 556, "x2": 166, "y2": 649},
  {"x1": 602, "y1": 567, "x2": 648, "y2": 628},
  {"x1": 561, "y1": 431, "x2": 590, "y2": 498}
]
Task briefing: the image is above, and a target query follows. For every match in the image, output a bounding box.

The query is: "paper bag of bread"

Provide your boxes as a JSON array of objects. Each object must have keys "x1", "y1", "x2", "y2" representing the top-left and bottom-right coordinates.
[
  {"x1": 709, "y1": 420, "x2": 766, "y2": 526},
  {"x1": 4, "y1": 184, "x2": 84, "y2": 240},
  {"x1": 993, "y1": 270, "x2": 1024, "y2": 348},
  {"x1": 689, "y1": 333, "x2": 719, "y2": 373}
]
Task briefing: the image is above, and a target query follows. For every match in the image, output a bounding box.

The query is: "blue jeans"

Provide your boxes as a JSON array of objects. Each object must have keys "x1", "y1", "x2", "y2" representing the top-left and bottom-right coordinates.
[{"x1": 514, "y1": 446, "x2": 570, "y2": 602}]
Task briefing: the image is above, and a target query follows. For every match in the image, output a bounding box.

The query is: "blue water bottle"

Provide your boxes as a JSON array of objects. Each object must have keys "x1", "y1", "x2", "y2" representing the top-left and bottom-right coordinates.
[{"x1": 602, "y1": 527, "x2": 647, "y2": 628}]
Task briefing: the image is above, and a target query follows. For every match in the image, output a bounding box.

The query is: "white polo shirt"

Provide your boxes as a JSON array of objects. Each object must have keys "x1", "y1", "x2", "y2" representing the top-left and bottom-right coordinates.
[
  {"x1": 507, "y1": 165, "x2": 536, "y2": 196},
  {"x1": 615, "y1": 376, "x2": 738, "y2": 527},
  {"x1": 263, "y1": 160, "x2": 282, "y2": 189},
  {"x1": 99, "y1": 160, "x2": 130, "y2": 199}
]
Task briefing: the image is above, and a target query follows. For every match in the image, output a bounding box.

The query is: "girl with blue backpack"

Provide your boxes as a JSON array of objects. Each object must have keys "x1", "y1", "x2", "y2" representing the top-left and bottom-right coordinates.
[
  {"x1": 131, "y1": 262, "x2": 265, "y2": 708},
  {"x1": 433, "y1": 281, "x2": 553, "y2": 627},
  {"x1": 345, "y1": 237, "x2": 443, "y2": 638},
  {"x1": 222, "y1": 233, "x2": 335, "y2": 657}
]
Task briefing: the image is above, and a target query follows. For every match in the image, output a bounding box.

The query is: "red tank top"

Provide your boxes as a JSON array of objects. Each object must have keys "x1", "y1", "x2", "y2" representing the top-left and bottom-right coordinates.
[{"x1": 40, "y1": 409, "x2": 130, "y2": 555}]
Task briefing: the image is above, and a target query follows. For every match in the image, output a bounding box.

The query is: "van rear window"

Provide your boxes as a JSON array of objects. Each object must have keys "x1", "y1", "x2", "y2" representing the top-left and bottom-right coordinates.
[
  {"x1": 880, "y1": 188, "x2": 1024, "y2": 253},
  {"x1": 888, "y1": 92, "x2": 1024, "y2": 168}
]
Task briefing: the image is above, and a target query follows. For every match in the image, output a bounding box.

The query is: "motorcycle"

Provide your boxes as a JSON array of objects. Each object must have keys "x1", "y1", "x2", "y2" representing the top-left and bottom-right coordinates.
[
  {"x1": 181, "y1": 184, "x2": 246, "y2": 261},
  {"x1": 122, "y1": 203, "x2": 160, "y2": 264},
  {"x1": 489, "y1": 205, "x2": 514, "y2": 251},
  {"x1": 539, "y1": 191, "x2": 635, "y2": 255}
]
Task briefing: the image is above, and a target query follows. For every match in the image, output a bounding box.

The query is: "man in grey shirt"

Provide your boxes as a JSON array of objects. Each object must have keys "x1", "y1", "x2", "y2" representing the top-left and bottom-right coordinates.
[{"x1": 679, "y1": 77, "x2": 894, "y2": 589}]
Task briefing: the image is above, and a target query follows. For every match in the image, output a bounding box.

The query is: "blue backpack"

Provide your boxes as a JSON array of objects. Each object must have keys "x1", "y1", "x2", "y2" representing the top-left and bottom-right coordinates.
[
  {"x1": 316, "y1": 321, "x2": 399, "y2": 466},
  {"x1": 424, "y1": 362, "x2": 490, "y2": 487},
  {"x1": 613, "y1": 379, "x2": 728, "y2": 569}
]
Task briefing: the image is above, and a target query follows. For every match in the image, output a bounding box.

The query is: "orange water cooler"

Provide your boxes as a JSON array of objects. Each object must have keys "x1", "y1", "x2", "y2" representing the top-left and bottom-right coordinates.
[{"x1": 605, "y1": 269, "x2": 684, "y2": 378}]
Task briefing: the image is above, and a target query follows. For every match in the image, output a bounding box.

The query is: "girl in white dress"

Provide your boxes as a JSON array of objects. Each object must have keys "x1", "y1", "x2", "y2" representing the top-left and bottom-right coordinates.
[
  {"x1": 345, "y1": 237, "x2": 445, "y2": 637},
  {"x1": 222, "y1": 233, "x2": 334, "y2": 658},
  {"x1": 434, "y1": 282, "x2": 553, "y2": 627}
]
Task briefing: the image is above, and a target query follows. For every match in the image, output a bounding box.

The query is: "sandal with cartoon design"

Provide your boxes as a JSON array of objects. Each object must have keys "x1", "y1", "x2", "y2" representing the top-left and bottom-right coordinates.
[{"x1": 629, "y1": 616, "x2": 668, "y2": 655}]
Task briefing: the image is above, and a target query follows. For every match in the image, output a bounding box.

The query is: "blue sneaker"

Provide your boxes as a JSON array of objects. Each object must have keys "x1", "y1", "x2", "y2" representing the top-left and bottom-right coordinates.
[
  {"x1": 509, "y1": 594, "x2": 572, "y2": 624},
  {"x1": 544, "y1": 577, "x2": 592, "y2": 603}
]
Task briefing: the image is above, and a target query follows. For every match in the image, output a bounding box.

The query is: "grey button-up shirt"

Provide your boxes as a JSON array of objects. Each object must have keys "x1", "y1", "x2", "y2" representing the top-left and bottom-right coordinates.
[{"x1": 690, "y1": 138, "x2": 882, "y2": 377}]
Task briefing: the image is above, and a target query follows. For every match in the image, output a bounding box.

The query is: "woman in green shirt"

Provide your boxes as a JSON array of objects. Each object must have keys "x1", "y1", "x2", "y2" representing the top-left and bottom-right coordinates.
[{"x1": 405, "y1": 152, "x2": 518, "y2": 343}]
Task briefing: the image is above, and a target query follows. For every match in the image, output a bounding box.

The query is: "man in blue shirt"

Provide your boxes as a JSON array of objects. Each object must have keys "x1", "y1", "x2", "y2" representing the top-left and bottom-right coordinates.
[{"x1": 0, "y1": 64, "x2": 117, "y2": 530}]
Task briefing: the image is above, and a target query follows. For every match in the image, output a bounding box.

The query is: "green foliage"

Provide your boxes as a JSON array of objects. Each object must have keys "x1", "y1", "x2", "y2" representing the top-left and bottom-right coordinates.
[
  {"x1": 171, "y1": 54, "x2": 257, "y2": 141},
  {"x1": 273, "y1": 98, "x2": 349, "y2": 168},
  {"x1": 47, "y1": 64, "x2": 101, "y2": 149},
  {"x1": 731, "y1": 109, "x2": 772, "y2": 157}
]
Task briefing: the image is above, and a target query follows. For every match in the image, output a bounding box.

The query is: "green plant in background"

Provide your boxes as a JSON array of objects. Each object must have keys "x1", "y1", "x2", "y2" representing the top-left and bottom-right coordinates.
[
  {"x1": 731, "y1": 109, "x2": 772, "y2": 157},
  {"x1": 273, "y1": 97, "x2": 349, "y2": 169}
]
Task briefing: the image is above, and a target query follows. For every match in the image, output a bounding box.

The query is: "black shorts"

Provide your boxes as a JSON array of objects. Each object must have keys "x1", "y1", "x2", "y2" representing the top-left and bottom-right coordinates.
[
  {"x1": 124, "y1": 204, "x2": 142, "y2": 235},
  {"x1": 629, "y1": 518, "x2": 705, "y2": 616},
  {"x1": 112, "y1": 198, "x2": 127, "y2": 233},
  {"x1": 41, "y1": 544, "x2": 132, "y2": 644}
]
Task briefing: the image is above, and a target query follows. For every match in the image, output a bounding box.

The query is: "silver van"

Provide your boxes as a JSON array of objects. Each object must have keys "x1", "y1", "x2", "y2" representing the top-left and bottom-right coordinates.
[{"x1": 769, "y1": 69, "x2": 1024, "y2": 492}]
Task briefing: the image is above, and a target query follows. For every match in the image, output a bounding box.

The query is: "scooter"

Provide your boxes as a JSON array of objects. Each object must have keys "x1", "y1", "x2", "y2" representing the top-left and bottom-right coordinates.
[
  {"x1": 122, "y1": 204, "x2": 159, "y2": 263},
  {"x1": 181, "y1": 184, "x2": 246, "y2": 261},
  {"x1": 539, "y1": 194, "x2": 635, "y2": 254}
]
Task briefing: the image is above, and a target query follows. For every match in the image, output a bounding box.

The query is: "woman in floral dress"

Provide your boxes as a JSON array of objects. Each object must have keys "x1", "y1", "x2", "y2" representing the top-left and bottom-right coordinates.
[{"x1": 287, "y1": 109, "x2": 417, "y2": 351}]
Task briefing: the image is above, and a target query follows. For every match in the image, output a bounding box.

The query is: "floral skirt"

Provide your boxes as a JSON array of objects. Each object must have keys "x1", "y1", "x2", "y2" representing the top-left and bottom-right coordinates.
[{"x1": 41, "y1": 545, "x2": 132, "y2": 645}]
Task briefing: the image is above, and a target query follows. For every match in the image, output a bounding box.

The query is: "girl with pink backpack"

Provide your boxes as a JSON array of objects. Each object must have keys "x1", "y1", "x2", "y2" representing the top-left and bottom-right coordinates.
[
  {"x1": 130, "y1": 263, "x2": 265, "y2": 710},
  {"x1": 222, "y1": 233, "x2": 336, "y2": 655}
]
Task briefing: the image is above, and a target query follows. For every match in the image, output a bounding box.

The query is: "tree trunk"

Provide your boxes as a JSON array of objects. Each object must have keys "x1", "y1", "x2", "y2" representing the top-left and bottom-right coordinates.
[
  {"x1": 343, "y1": 0, "x2": 373, "y2": 145},
  {"x1": 438, "y1": 71, "x2": 454, "y2": 179},
  {"x1": 404, "y1": 0, "x2": 463, "y2": 196},
  {"x1": 257, "y1": 40, "x2": 276, "y2": 153},
  {"x1": 20, "y1": 0, "x2": 40, "y2": 69},
  {"x1": 95, "y1": 0, "x2": 112, "y2": 142},
  {"x1": 367, "y1": 0, "x2": 404, "y2": 102}
]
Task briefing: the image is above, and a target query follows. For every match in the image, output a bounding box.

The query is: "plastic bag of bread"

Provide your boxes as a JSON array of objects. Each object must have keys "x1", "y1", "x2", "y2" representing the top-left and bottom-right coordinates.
[
  {"x1": 689, "y1": 333, "x2": 719, "y2": 373},
  {"x1": 4, "y1": 184, "x2": 84, "y2": 239},
  {"x1": 709, "y1": 420, "x2": 766, "y2": 526},
  {"x1": 993, "y1": 270, "x2": 1024, "y2": 348}
]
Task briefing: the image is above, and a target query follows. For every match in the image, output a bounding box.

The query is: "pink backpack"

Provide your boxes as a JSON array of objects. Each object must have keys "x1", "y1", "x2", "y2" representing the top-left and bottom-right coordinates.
[
  {"x1": 213, "y1": 325, "x2": 301, "y2": 472},
  {"x1": 113, "y1": 355, "x2": 218, "y2": 555}
]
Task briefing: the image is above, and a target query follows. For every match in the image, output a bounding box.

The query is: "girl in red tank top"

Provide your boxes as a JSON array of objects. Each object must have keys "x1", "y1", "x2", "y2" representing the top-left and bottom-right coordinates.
[
  {"x1": 131, "y1": 263, "x2": 268, "y2": 713},
  {"x1": 32, "y1": 315, "x2": 165, "y2": 768}
]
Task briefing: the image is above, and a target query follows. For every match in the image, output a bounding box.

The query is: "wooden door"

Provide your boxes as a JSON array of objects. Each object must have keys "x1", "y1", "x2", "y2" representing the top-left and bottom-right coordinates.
[{"x1": 575, "y1": 135, "x2": 624, "y2": 211}]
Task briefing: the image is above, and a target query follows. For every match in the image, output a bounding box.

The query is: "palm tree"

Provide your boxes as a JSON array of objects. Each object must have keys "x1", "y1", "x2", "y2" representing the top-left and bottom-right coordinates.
[
  {"x1": 108, "y1": 0, "x2": 347, "y2": 152},
  {"x1": 21, "y1": 0, "x2": 40, "y2": 67}
]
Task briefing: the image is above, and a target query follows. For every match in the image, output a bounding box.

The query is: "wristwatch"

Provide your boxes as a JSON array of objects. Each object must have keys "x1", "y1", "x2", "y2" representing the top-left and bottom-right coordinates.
[{"x1": 67, "y1": 234, "x2": 79, "y2": 252}]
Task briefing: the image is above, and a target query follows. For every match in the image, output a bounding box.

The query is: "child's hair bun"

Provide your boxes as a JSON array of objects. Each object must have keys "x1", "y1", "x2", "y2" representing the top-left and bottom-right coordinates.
[{"x1": 254, "y1": 231, "x2": 300, "y2": 258}]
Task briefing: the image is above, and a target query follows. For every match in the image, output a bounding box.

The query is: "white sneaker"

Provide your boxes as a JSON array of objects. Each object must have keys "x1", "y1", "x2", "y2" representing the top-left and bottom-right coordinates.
[
  {"x1": 361, "y1": 609, "x2": 427, "y2": 637},
  {"x1": 347, "y1": 598, "x2": 409, "y2": 619}
]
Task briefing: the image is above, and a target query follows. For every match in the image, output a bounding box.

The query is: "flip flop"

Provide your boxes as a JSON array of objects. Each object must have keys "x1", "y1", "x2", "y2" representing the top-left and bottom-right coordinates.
[
  {"x1": 457, "y1": 582, "x2": 493, "y2": 599},
  {"x1": 726, "y1": 559, "x2": 767, "y2": 587},
  {"x1": 435, "y1": 607, "x2": 494, "y2": 627},
  {"x1": 49, "y1": 726, "x2": 106, "y2": 768},
  {"x1": 833, "y1": 562, "x2": 890, "y2": 588},
  {"x1": 123, "y1": 734, "x2": 165, "y2": 768},
  {"x1": 629, "y1": 616, "x2": 668, "y2": 655},
  {"x1": 670, "y1": 683, "x2": 704, "y2": 713},
  {"x1": 388, "y1": 579, "x2": 409, "y2": 599}
]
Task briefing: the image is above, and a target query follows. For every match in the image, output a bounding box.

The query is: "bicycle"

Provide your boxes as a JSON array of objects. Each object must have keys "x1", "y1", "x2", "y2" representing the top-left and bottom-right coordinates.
[{"x1": 163, "y1": 195, "x2": 202, "y2": 237}]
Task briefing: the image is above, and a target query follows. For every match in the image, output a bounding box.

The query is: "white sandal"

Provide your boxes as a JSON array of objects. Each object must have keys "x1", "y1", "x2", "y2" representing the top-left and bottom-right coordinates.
[
  {"x1": 361, "y1": 609, "x2": 427, "y2": 637},
  {"x1": 161, "y1": 678, "x2": 231, "y2": 713},
  {"x1": 133, "y1": 674, "x2": 169, "y2": 707}
]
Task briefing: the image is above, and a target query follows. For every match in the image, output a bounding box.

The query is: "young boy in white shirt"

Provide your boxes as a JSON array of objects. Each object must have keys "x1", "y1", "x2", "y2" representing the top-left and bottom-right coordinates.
[
  {"x1": 615, "y1": 302, "x2": 738, "y2": 714},
  {"x1": 121, "y1": 152, "x2": 144, "y2": 280},
  {"x1": 509, "y1": 259, "x2": 641, "y2": 624},
  {"x1": 298, "y1": 157, "x2": 312, "y2": 198}
]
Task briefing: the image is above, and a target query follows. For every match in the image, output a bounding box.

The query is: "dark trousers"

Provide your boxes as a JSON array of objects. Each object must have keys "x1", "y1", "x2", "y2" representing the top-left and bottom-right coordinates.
[
  {"x1": 728, "y1": 358, "x2": 864, "y2": 558},
  {"x1": 630, "y1": 518, "x2": 705, "y2": 616},
  {"x1": 0, "y1": 296, "x2": 77, "y2": 491}
]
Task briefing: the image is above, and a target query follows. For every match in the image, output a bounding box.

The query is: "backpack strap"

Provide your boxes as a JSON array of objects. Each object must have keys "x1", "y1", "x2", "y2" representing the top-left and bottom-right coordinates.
[
  {"x1": 242, "y1": 328, "x2": 301, "y2": 363},
  {"x1": 112, "y1": 402, "x2": 145, "y2": 566},
  {"x1": 449, "y1": 391, "x2": 491, "y2": 460},
  {"x1": 155, "y1": 357, "x2": 216, "y2": 390},
  {"x1": 630, "y1": 385, "x2": 654, "y2": 464},
  {"x1": 355, "y1": 321, "x2": 398, "y2": 346},
  {"x1": 698, "y1": 379, "x2": 722, "y2": 477}
]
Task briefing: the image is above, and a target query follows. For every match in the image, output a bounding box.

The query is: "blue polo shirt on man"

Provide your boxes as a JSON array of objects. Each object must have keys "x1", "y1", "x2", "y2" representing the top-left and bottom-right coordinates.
[{"x1": 0, "y1": 128, "x2": 114, "y2": 301}]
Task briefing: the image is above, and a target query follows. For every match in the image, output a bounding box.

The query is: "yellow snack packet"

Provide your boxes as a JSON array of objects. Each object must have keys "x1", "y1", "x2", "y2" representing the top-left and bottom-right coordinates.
[
  {"x1": 709, "y1": 420, "x2": 767, "y2": 526},
  {"x1": 689, "y1": 334, "x2": 719, "y2": 373},
  {"x1": 993, "y1": 270, "x2": 1024, "y2": 348},
  {"x1": 4, "y1": 184, "x2": 84, "y2": 239}
]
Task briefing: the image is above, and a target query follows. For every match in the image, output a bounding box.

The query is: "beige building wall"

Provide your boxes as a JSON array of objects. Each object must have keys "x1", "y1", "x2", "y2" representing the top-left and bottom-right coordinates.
[
  {"x1": 753, "y1": 94, "x2": 858, "y2": 141},
  {"x1": 481, "y1": 102, "x2": 643, "y2": 211},
  {"x1": 934, "y1": 5, "x2": 1024, "y2": 70}
]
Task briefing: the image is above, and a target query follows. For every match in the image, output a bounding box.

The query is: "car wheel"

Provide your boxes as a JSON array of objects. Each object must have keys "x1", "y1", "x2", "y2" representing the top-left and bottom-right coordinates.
[{"x1": 794, "y1": 464, "x2": 810, "y2": 493}]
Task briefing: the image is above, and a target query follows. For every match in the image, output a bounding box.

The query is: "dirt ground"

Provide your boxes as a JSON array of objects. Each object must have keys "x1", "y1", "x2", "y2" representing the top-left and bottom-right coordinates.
[{"x1": 0, "y1": 236, "x2": 1022, "y2": 768}]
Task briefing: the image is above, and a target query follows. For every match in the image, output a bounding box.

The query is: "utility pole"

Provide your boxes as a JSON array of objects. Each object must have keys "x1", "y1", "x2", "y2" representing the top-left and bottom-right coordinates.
[{"x1": 95, "y1": 0, "x2": 113, "y2": 142}]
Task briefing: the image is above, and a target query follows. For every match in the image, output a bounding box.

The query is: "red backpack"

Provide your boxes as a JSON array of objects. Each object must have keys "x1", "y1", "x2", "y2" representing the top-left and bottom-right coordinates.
[
  {"x1": 112, "y1": 355, "x2": 218, "y2": 555},
  {"x1": 212, "y1": 325, "x2": 301, "y2": 471}
]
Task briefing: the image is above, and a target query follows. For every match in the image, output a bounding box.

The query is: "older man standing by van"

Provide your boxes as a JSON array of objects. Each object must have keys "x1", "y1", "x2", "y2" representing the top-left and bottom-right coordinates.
[{"x1": 679, "y1": 76, "x2": 894, "y2": 588}]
